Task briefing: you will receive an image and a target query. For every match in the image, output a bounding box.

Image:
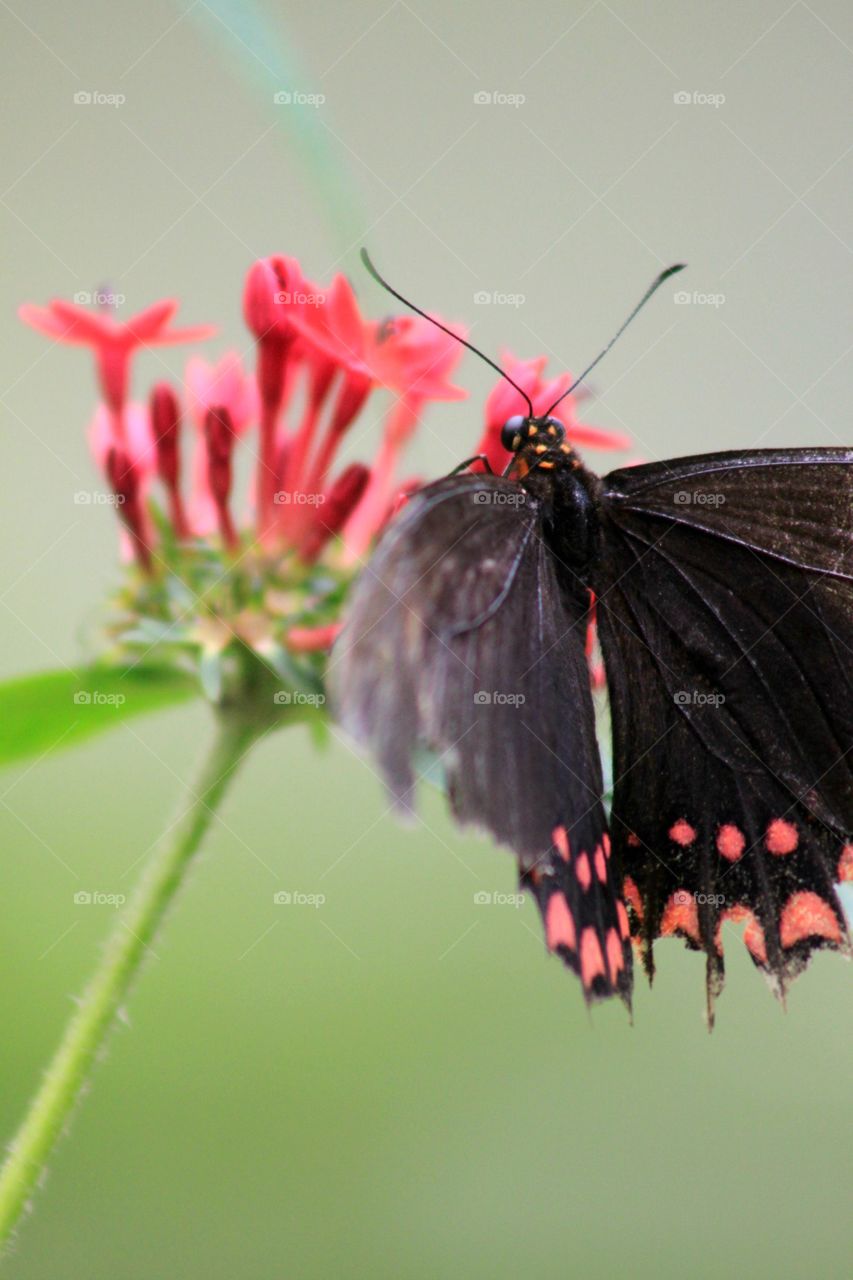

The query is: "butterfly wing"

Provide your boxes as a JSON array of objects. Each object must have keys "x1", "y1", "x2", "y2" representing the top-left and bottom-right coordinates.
[
  {"x1": 594, "y1": 449, "x2": 853, "y2": 1014},
  {"x1": 332, "y1": 472, "x2": 632, "y2": 1002}
]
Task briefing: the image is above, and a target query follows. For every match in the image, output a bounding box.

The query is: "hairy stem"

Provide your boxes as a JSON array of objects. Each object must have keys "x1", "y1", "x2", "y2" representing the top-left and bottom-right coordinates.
[{"x1": 0, "y1": 711, "x2": 259, "y2": 1253}]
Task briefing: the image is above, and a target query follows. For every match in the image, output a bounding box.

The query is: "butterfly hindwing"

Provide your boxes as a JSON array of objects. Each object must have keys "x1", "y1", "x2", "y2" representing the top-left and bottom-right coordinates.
[
  {"x1": 332, "y1": 472, "x2": 632, "y2": 1002},
  {"x1": 595, "y1": 449, "x2": 853, "y2": 1012}
]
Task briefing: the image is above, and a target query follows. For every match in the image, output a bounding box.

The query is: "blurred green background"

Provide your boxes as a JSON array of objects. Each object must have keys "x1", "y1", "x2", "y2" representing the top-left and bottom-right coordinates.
[{"x1": 1, "y1": 1, "x2": 851, "y2": 1276}]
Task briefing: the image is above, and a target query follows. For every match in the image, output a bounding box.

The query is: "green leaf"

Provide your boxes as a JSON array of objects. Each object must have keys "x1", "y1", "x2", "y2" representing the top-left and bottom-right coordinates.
[{"x1": 0, "y1": 665, "x2": 200, "y2": 769}]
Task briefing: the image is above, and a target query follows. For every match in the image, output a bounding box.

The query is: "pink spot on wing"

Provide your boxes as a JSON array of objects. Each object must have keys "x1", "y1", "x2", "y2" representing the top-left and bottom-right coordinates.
[
  {"x1": 660, "y1": 891, "x2": 700, "y2": 943},
  {"x1": 765, "y1": 818, "x2": 798, "y2": 855},
  {"x1": 602, "y1": 833, "x2": 611, "y2": 858},
  {"x1": 779, "y1": 891, "x2": 841, "y2": 948},
  {"x1": 580, "y1": 927, "x2": 606, "y2": 988},
  {"x1": 623, "y1": 876, "x2": 643, "y2": 921},
  {"x1": 837, "y1": 845, "x2": 853, "y2": 883},
  {"x1": 617, "y1": 900, "x2": 630, "y2": 940},
  {"x1": 627, "y1": 832, "x2": 641, "y2": 847},
  {"x1": 716, "y1": 905, "x2": 767, "y2": 964},
  {"x1": 545, "y1": 894, "x2": 576, "y2": 952},
  {"x1": 669, "y1": 819, "x2": 697, "y2": 847},
  {"x1": 594, "y1": 844, "x2": 607, "y2": 883},
  {"x1": 605, "y1": 928, "x2": 624, "y2": 982},
  {"x1": 551, "y1": 825, "x2": 570, "y2": 862},
  {"x1": 575, "y1": 852, "x2": 591, "y2": 891},
  {"x1": 716, "y1": 823, "x2": 746, "y2": 862}
]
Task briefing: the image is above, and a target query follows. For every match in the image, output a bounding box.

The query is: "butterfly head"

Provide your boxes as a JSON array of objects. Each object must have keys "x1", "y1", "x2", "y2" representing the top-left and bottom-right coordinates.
[{"x1": 501, "y1": 414, "x2": 579, "y2": 478}]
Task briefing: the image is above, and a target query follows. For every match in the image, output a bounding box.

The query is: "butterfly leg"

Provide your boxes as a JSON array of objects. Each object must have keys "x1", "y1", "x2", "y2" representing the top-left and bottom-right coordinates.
[{"x1": 445, "y1": 454, "x2": 495, "y2": 477}]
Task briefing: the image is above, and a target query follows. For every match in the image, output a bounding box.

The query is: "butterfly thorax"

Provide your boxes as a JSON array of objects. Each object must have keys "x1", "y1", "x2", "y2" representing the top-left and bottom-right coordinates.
[{"x1": 506, "y1": 424, "x2": 601, "y2": 581}]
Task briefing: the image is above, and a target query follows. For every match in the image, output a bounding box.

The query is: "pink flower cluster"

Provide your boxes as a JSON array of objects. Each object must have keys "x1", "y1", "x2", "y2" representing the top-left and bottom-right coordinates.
[{"x1": 20, "y1": 256, "x2": 628, "y2": 591}]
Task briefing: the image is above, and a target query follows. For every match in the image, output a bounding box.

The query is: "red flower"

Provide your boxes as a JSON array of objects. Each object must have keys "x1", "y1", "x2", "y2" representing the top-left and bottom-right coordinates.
[
  {"x1": 185, "y1": 352, "x2": 257, "y2": 536},
  {"x1": 19, "y1": 297, "x2": 215, "y2": 439}
]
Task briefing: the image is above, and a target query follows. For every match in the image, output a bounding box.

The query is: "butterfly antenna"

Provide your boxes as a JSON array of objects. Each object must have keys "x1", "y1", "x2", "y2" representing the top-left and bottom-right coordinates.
[
  {"x1": 543, "y1": 263, "x2": 686, "y2": 418},
  {"x1": 360, "y1": 249, "x2": 535, "y2": 418}
]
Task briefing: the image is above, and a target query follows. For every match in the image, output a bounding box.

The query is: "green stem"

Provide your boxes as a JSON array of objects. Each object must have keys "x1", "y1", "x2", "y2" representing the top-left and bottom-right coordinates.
[{"x1": 0, "y1": 711, "x2": 259, "y2": 1254}]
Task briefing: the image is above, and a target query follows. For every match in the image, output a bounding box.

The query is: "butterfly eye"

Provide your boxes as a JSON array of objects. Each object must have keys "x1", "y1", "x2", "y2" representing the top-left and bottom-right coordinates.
[
  {"x1": 543, "y1": 416, "x2": 565, "y2": 438},
  {"x1": 500, "y1": 415, "x2": 527, "y2": 451}
]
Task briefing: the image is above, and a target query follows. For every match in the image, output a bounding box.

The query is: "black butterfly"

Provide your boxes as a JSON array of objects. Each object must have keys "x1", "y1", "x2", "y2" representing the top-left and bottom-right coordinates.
[{"x1": 332, "y1": 256, "x2": 853, "y2": 1019}]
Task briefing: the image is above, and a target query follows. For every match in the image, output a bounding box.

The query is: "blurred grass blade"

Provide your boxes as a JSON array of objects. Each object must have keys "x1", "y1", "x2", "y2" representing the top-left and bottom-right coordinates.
[
  {"x1": 0, "y1": 666, "x2": 199, "y2": 769},
  {"x1": 188, "y1": 0, "x2": 363, "y2": 248}
]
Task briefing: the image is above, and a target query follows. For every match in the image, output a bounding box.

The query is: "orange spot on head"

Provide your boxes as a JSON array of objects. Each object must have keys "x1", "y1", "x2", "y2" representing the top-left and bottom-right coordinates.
[
  {"x1": 545, "y1": 893, "x2": 577, "y2": 952},
  {"x1": 575, "y1": 852, "x2": 591, "y2": 891},
  {"x1": 551, "y1": 825, "x2": 570, "y2": 862},
  {"x1": 716, "y1": 823, "x2": 746, "y2": 862},
  {"x1": 616, "y1": 900, "x2": 630, "y2": 940},
  {"x1": 603, "y1": 833, "x2": 611, "y2": 858},
  {"x1": 669, "y1": 819, "x2": 697, "y2": 847},
  {"x1": 605, "y1": 928, "x2": 624, "y2": 981},
  {"x1": 594, "y1": 844, "x2": 607, "y2": 883},
  {"x1": 580, "y1": 927, "x2": 606, "y2": 988},
  {"x1": 765, "y1": 818, "x2": 798, "y2": 856},
  {"x1": 837, "y1": 845, "x2": 853, "y2": 883},
  {"x1": 660, "y1": 891, "x2": 700, "y2": 943},
  {"x1": 779, "y1": 891, "x2": 841, "y2": 948},
  {"x1": 716, "y1": 905, "x2": 767, "y2": 964},
  {"x1": 623, "y1": 876, "x2": 643, "y2": 921}
]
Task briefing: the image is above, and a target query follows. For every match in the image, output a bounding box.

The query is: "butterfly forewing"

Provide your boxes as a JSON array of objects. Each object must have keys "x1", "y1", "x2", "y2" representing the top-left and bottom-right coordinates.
[{"x1": 332, "y1": 472, "x2": 632, "y2": 1003}]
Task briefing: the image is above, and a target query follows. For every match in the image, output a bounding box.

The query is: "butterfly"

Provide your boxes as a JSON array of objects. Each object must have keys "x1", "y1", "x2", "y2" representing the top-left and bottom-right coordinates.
[{"x1": 332, "y1": 253, "x2": 853, "y2": 1020}]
